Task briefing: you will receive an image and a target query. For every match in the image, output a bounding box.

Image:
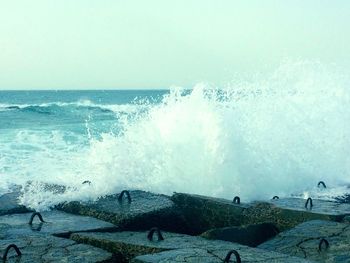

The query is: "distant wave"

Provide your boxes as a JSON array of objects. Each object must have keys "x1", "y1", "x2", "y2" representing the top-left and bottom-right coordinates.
[{"x1": 0, "y1": 101, "x2": 145, "y2": 115}]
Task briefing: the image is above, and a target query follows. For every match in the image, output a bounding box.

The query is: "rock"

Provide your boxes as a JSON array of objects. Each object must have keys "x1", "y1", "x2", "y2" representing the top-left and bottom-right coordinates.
[
  {"x1": 243, "y1": 198, "x2": 350, "y2": 231},
  {"x1": 335, "y1": 194, "x2": 350, "y2": 203},
  {"x1": 58, "y1": 190, "x2": 189, "y2": 233},
  {"x1": 0, "y1": 235, "x2": 113, "y2": 262},
  {"x1": 258, "y1": 220, "x2": 350, "y2": 262},
  {"x1": 71, "y1": 229, "x2": 310, "y2": 262},
  {"x1": 200, "y1": 223, "x2": 279, "y2": 247},
  {"x1": 0, "y1": 211, "x2": 118, "y2": 238},
  {"x1": 132, "y1": 248, "x2": 227, "y2": 263},
  {"x1": 0, "y1": 187, "x2": 32, "y2": 216},
  {"x1": 0, "y1": 182, "x2": 71, "y2": 216},
  {"x1": 171, "y1": 193, "x2": 349, "y2": 233},
  {"x1": 171, "y1": 193, "x2": 250, "y2": 234},
  {"x1": 342, "y1": 215, "x2": 350, "y2": 223},
  {"x1": 268, "y1": 197, "x2": 350, "y2": 216},
  {"x1": 171, "y1": 194, "x2": 350, "y2": 234},
  {"x1": 131, "y1": 247, "x2": 312, "y2": 263}
]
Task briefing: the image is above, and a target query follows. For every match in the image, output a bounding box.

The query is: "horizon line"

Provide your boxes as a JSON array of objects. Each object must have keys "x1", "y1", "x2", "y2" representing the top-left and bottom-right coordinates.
[{"x1": 0, "y1": 88, "x2": 178, "y2": 92}]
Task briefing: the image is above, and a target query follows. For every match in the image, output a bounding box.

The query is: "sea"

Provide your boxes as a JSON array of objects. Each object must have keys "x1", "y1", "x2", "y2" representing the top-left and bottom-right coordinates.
[{"x1": 1, "y1": 64, "x2": 350, "y2": 211}]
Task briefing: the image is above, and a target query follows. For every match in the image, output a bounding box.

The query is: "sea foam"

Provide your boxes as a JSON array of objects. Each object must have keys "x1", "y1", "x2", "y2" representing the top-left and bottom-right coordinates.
[{"x1": 3, "y1": 61, "x2": 349, "y2": 210}]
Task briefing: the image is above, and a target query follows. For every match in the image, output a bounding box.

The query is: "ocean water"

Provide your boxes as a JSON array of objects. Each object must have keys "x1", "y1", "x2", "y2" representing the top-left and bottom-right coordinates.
[{"x1": 1, "y1": 62, "x2": 350, "y2": 210}]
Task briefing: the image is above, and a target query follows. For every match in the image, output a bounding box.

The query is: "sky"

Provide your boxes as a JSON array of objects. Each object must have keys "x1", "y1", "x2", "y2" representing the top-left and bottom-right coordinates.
[{"x1": 0, "y1": 0, "x2": 349, "y2": 90}]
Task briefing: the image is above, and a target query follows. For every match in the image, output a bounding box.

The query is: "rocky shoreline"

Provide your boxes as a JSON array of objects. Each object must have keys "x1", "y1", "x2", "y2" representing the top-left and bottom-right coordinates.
[{"x1": 1, "y1": 186, "x2": 350, "y2": 262}]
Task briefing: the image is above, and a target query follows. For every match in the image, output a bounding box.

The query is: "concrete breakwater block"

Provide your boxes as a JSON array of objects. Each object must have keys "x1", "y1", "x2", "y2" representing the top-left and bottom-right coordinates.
[
  {"x1": 0, "y1": 235, "x2": 113, "y2": 262},
  {"x1": 0, "y1": 211, "x2": 117, "y2": 238},
  {"x1": 172, "y1": 193, "x2": 350, "y2": 233},
  {"x1": 200, "y1": 223, "x2": 279, "y2": 247},
  {"x1": 244, "y1": 198, "x2": 350, "y2": 231},
  {"x1": 58, "y1": 190, "x2": 189, "y2": 233},
  {"x1": 131, "y1": 248, "x2": 313, "y2": 263},
  {"x1": 71, "y1": 229, "x2": 311, "y2": 262},
  {"x1": 258, "y1": 220, "x2": 350, "y2": 262},
  {"x1": 171, "y1": 193, "x2": 250, "y2": 234},
  {"x1": 0, "y1": 188, "x2": 32, "y2": 216},
  {"x1": 269, "y1": 197, "x2": 350, "y2": 216},
  {"x1": 0, "y1": 182, "x2": 73, "y2": 216}
]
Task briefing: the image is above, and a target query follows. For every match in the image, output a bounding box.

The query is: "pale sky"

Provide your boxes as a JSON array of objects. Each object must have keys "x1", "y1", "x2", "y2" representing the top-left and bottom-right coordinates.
[{"x1": 0, "y1": 0, "x2": 349, "y2": 90}]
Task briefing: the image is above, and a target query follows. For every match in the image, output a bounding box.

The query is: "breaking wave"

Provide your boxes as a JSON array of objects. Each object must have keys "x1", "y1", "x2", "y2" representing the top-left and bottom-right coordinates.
[
  {"x1": 0, "y1": 101, "x2": 143, "y2": 115},
  {"x1": 2, "y1": 61, "x2": 350, "y2": 210}
]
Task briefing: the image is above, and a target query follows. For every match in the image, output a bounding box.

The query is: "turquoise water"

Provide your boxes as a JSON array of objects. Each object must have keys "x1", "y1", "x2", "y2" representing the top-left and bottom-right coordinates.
[
  {"x1": 0, "y1": 90, "x2": 167, "y2": 133},
  {"x1": 0, "y1": 90, "x2": 168, "y2": 207},
  {"x1": 1, "y1": 64, "x2": 350, "y2": 210},
  {"x1": 0, "y1": 90, "x2": 167, "y2": 171}
]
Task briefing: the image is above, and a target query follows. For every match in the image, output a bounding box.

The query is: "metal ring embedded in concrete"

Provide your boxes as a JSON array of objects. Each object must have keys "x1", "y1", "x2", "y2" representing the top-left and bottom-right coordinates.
[
  {"x1": 305, "y1": 197, "x2": 313, "y2": 210},
  {"x1": 272, "y1": 196, "x2": 279, "y2": 200},
  {"x1": 318, "y1": 238, "x2": 329, "y2": 251},
  {"x1": 233, "y1": 196, "x2": 240, "y2": 204},
  {"x1": 28, "y1": 212, "x2": 45, "y2": 225},
  {"x1": 317, "y1": 181, "x2": 326, "y2": 188},
  {"x1": 2, "y1": 244, "x2": 22, "y2": 260},
  {"x1": 82, "y1": 180, "x2": 91, "y2": 185},
  {"x1": 224, "y1": 249, "x2": 241, "y2": 263},
  {"x1": 118, "y1": 190, "x2": 132, "y2": 203},
  {"x1": 147, "y1": 227, "x2": 164, "y2": 241}
]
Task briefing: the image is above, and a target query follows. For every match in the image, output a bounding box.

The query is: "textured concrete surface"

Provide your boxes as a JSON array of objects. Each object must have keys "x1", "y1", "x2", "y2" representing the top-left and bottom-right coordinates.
[
  {"x1": 171, "y1": 193, "x2": 250, "y2": 234},
  {"x1": 71, "y1": 230, "x2": 312, "y2": 262},
  {"x1": 58, "y1": 190, "x2": 188, "y2": 233},
  {"x1": 0, "y1": 211, "x2": 118, "y2": 237},
  {"x1": 0, "y1": 188, "x2": 32, "y2": 216},
  {"x1": 171, "y1": 193, "x2": 350, "y2": 234},
  {"x1": 200, "y1": 223, "x2": 279, "y2": 247},
  {"x1": 0, "y1": 235, "x2": 113, "y2": 262},
  {"x1": 268, "y1": 198, "x2": 350, "y2": 216},
  {"x1": 259, "y1": 220, "x2": 350, "y2": 262},
  {"x1": 131, "y1": 247, "x2": 313, "y2": 262},
  {"x1": 243, "y1": 198, "x2": 350, "y2": 231}
]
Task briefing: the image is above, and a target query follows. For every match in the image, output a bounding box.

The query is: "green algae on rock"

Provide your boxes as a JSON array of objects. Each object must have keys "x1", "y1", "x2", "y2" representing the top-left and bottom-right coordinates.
[
  {"x1": 58, "y1": 190, "x2": 189, "y2": 233},
  {"x1": 259, "y1": 220, "x2": 350, "y2": 262}
]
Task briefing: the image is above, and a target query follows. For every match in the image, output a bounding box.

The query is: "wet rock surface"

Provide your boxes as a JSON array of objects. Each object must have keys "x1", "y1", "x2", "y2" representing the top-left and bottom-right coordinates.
[
  {"x1": 71, "y1": 230, "x2": 311, "y2": 262},
  {"x1": 58, "y1": 190, "x2": 189, "y2": 233},
  {"x1": 243, "y1": 198, "x2": 350, "y2": 231},
  {"x1": 171, "y1": 193, "x2": 250, "y2": 234},
  {"x1": 200, "y1": 223, "x2": 279, "y2": 247},
  {"x1": 0, "y1": 209, "x2": 116, "y2": 262},
  {"x1": 0, "y1": 235, "x2": 113, "y2": 262},
  {"x1": 131, "y1": 246, "x2": 313, "y2": 262},
  {"x1": 259, "y1": 220, "x2": 350, "y2": 262},
  {"x1": 171, "y1": 194, "x2": 349, "y2": 234},
  {"x1": 335, "y1": 194, "x2": 350, "y2": 203},
  {"x1": 3, "y1": 189, "x2": 350, "y2": 262},
  {"x1": 0, "y1": 211, "x2": 118, "y2": 238},
  {"x1": 0, "y1": 188, "x2": 32, "y2": 216},
  {"x1": 132, "y1": 248, "x2": 232, "y2": 263},
  {"x1": 0, "y1": 183, "x2": 71, "y2": 216},
  {"x1": 268, "y1": 198, "x2": 350, "y2": 216}
]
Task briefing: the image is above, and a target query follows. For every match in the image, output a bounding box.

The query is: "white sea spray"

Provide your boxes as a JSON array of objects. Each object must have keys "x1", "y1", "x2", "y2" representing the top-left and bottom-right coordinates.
[{"x1": 1, "y1": 62, "x2": 349, "y2": 210}]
